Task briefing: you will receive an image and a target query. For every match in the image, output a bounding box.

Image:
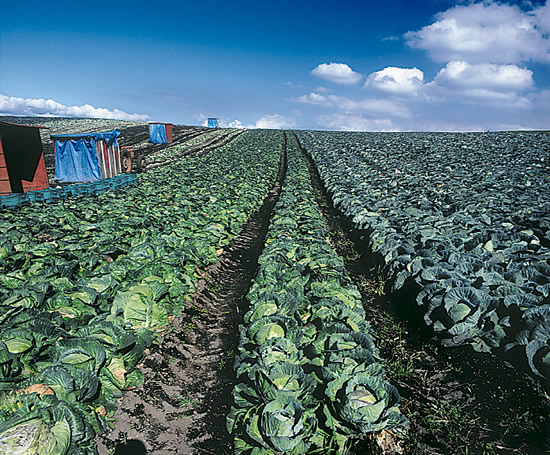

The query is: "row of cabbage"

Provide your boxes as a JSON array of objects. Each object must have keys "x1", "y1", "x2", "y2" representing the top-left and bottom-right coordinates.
[
  {"x1": 0, "y1": 130, "x2": 282, "y2": 454},
  {"x1": 0, "y1": 117, "x2": 146, "y2": 135},
  {"x1": 144, "y1": 128, "x2": 235, "y2": 167},
  {"x1": 228, "y1": 134, "x2": 406, "y2": 454},
  {"x1": 296, "y1": 130, "x2": 550, "y2": 388}
]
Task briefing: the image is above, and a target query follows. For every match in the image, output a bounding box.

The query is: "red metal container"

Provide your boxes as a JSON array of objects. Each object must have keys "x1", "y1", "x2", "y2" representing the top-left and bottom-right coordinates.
[
  {"x1": 0, "y1": 121, "x2": 49, "y2": 195},
  {"x1": 149, "y1": 122, "x2": 173, "y2": 143}
]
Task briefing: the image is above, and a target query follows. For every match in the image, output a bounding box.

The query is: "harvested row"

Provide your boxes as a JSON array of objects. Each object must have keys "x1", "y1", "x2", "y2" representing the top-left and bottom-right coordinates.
[
  {"x1": 297, "y1": 130, "x2": 550, "y2": 391},
  {"x1": 0, "y1": 116, "x2": 230, "y2": 181},
  {"x1": 145, "y1": 128, "x2": 244, "y2": 170},
  {"x1": 228, "y1": 133, "x2": 407, "y2": 454},
  {"x1": 0, "y1": 129, "x2": 281, "y2": 454}
]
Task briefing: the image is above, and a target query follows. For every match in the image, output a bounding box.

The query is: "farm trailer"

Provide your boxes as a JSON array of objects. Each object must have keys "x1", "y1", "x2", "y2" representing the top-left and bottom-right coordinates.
[
  {"x1": 149, "y1": 122, "x2": 173, "y2": 144},
  {"x1": 0, "y1": 120, "x2": 49, "y2": 196},
  {"x1": 51, "y1": 130, "x2": 125, "y2": 183}
]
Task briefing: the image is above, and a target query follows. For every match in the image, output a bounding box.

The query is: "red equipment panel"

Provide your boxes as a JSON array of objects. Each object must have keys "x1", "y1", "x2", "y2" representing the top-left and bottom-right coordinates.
[
  {"x1": 21, "y1": 154, "x2": 49, "y2": 192},
  {"x1": 0, "y1": 121, "x2": 49, "y2": 195},
  {"x1": 0, "y1": 140, "x2": 11, "y2": 195}
]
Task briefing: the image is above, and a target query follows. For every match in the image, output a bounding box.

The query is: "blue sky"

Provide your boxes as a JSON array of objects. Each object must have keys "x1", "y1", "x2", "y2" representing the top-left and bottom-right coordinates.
[{"x1": 1, "y1": 0, "x2": 549, "y2": 131}]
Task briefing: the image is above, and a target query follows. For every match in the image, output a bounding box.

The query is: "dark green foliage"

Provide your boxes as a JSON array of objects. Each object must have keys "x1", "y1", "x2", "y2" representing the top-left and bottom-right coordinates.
[
  {"x1": 0, "y1": 129, "x2": 282, "y2": 454},
  {"x1": 228, "y1": 135, "x2": 406, "y2": 454},
  {"x1": 297, "y1": 130, "x2": 550, "y2": 388}
]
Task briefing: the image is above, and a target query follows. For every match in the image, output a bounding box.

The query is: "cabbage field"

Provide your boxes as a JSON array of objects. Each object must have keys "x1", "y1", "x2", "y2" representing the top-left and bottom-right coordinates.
[
  {"x1": 296, "y1": 130, "x2": 550, "y2": 385},
  {"x1": 0, "y1": 124, "x2": 281, "y2": 454},
  {"x1": 0, "y1": 119, "x2": 548, "y2": 455},
  {"x1": 228, "y1": 135, "x2": 406, "y2": 453}
]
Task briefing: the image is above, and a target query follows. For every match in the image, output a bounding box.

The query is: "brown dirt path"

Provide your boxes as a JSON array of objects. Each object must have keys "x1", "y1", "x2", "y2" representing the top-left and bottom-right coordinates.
[{"x1": 96, "y1": 134, "x2": 287, "y2": 455}]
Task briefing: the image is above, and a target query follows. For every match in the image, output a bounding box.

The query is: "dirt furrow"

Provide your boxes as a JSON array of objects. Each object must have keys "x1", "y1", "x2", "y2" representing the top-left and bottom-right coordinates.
[
  {"x1": 293, "y1": 132, "x2": 550, "y2": 455},
  {"x1": 97, "y1": 133, "x2": 287, "y2": 455}
]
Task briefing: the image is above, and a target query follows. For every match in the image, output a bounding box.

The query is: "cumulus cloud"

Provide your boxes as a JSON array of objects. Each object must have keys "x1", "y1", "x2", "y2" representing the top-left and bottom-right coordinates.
[
  {"x1": 316, "y1": 113, "x2": 397, "y2": 132},
  {"x1": 294, "y1": 93, "x2": 411, "y2": 118},
  {"x1": 365, "y1": 67, "x2": 424, "y2": 95},
  {"x1": 254, "y1": 114, "x2": 296, "y2": 129},
  {"x1": 535, "y1": 2, "x2": 550, "y2": 30},
  {"x1": 431, "y1": 61, "x2": 533, "y2": 91},
  {"x1": 295, "y1": 92, "x2": 331, "y2": 106},
  {"x1": 311, "y1": 63, "x2": 363, "y2": 85},
  {"x1": 227, "y1": 119, "x2": 246, "y2": 128},
  {"x1": 405, "y1": 1, "x2": 550, "y2": 63},
  {"x1": 0, "y1": 94, "x2": 149, "y2": 121},
  {"x1": 427, "y1": 61, "x2": 533, "y2": 105}
]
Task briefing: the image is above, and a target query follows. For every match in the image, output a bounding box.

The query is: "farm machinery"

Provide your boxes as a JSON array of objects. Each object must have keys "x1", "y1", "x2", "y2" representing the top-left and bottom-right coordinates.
[{"x1": 120, "y1": 146, "x2": 146, "y2": 173}]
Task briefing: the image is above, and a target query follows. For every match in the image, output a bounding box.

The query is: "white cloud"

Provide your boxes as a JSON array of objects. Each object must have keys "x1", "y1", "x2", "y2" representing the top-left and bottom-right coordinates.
[
  {"x1": 294, "y1": 93, "x2": 411, "y2": 118},
  {"x1": 534, "y1": 2, "x2": 550, "y2": 30},
  {"x1": 316, "y1": 113, "x2": 398, "y2": 132},
  {"x1": 295, "y1": 92, "x2": 330, "y2": 106},
  {"x1": 227, "y1": 119, "x2": 246, "y2": 128},
  {"x1": 432, "y1": 61, "x2": 533, "y2": 90},
  {"x1": 311, "y1": 63, "x2": 363, "y2": 85},
  {"x1": 365, "y1": 67, "x2": 424, "y2": 95},
  {"x1": 427, "y1": 61, "x2": 533, "y2": 105},
  {"x1": 254, "y1": 114, "x2": 296, "y2": 129},
  {"x1": 405, "y1": 1, "x2": 550, "y2": 63},
  {"x1": 0, "y1": 94, "x2": 149, "y2": 121},
  {"x1": 315, "y1": 86, "x2": 332, "y2": 94}
]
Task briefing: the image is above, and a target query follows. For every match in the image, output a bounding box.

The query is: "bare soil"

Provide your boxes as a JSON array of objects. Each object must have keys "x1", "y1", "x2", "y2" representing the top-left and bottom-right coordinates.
[
  {"x1": 96, "y1": 131, "x2": 550, "y2": 455},
  {"x1": 96, "y1": 136, "x2": 286, "y2": 455}
]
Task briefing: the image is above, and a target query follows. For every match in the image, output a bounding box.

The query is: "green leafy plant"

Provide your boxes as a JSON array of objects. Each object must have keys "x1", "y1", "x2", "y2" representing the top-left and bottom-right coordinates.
[
  {"x1": 0, "y1": 127, "x2": 283, "y2": 454},
  {"x1": 297, "y1": 129, "x2": 550, "y2": 390},
  {"x1": 228, "y1": 134, "x2": 406, "y2": 453}
]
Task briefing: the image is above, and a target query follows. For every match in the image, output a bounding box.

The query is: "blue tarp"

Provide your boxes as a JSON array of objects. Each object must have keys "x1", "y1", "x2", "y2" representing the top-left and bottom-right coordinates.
[
  {"x1": 149, "y1": 123, "x2": 167, "y2": 144},
  {"x1": 52, "y1": 131, "x2": 120, "y2": 183}
]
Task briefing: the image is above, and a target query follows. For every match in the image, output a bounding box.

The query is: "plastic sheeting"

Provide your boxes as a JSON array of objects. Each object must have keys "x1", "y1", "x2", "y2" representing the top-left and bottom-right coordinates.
[
  {"x1": 52, "y1": 131, "x2": 120, "y2": 183},
  {"x1": 54, "y1": 138, "x2": 101, "y2": 182},
  {"x1": 149, "y1": 123, "x2": 167, "y2": 144}
]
